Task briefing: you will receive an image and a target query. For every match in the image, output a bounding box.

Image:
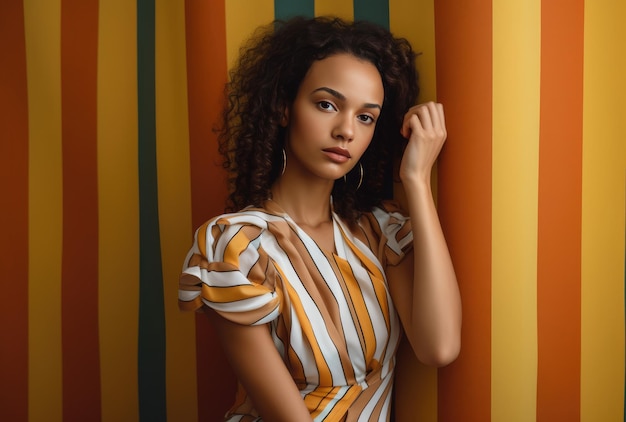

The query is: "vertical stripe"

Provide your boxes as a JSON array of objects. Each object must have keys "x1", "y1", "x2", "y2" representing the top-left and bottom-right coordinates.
[
  {"x1": 580, "y1": 0, "x2": 626, "y2": 420},
  {"x1": 225, "y1": 0, "x2": 275, "y2": 70},
  {"x1": 153, "y1": 1, "x2": 197, "y2": 421},
  {"x1": 275, "y1": 0, "x2": 314, "y2": 20},
  {"x1": 98, "y1": 0, "x2": 140, "y2": 420},
  {"x1": 353, "y1": 0, "x2": 389, "y2": 28},
  {"x1": 388, "y1": 1, "x2": 438, "y2": 420},
  {"x1": 137, "y1": 0, "x2": 167, "y2": 420},
  {"x1": 185, "y1": 1, "x2": 235, "y2": 419},
  {"x1": 536, "y1": 1, "x2": 584, "y2": 420},
  {"x1": 491, "y1": 1, "x2": 540, "y2": 420},
  {"x1": 389, "y1": 0, "x2": 436, "y2": 102},
  {"x1": 353, "y1": 0, "x2": 391, "y2": 198},
  {"x1": 434, "y1": 1, "x2": 492, "y2": 421},
  {"x1": 24, "y1": 0, "x2": 63, "y2": 420},
  {"x1": 60, "y1": 0, "x2": 102, "y2": 420},
  {"x1": 315, "y1": 0, "x2": 353, "y2": 19},
  {"x1": 0, "y1": 1, "x2": 29, "y2": 420}
]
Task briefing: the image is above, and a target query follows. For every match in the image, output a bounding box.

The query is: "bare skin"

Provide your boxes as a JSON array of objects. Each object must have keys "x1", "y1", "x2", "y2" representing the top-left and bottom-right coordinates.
[{"x1": 212, "y1": 53, "x2": 461, "y2": 421}]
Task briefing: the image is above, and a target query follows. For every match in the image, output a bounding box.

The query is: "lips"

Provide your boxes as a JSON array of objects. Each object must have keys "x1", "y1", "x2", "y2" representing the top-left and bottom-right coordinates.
[
  {"x1": 322, "y1": 147, "x2": 351, "y2": 164},
  {"x1": 322, "y1": 147, "x2": 351, "y2": 159}
]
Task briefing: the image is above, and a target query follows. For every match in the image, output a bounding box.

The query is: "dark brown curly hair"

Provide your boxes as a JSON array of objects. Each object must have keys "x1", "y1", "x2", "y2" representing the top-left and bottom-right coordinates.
[{"x1": 218, "y1": 16, "x2": 419, "y2": 221}]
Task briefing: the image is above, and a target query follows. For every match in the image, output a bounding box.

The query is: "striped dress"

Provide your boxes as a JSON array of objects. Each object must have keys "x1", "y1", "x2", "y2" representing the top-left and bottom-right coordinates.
[{"x1": 179, "y1": 200, "x2": 413, "y2": 421}]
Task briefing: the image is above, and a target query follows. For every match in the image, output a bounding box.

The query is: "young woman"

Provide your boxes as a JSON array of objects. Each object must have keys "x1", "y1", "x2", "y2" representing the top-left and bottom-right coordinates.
[{"x1": 179, "y1": 16, "x2": 461, "y2": 421}]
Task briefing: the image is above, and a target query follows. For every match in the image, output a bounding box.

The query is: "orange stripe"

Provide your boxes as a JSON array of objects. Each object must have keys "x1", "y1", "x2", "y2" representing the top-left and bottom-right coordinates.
[
  {"x1": 223, "y1": 229, "x2": 253, "y2": 266},
  {"x1": 434, "y1": 1, "x2": 493, "y2": 420},
  {"x1": 335, "y1": 259, "x2": 377, "y2": 364},
  {"x1": 536, "y1": 0, "x2": 584, "y2": 419},
  {"x1": 281, "y1": 268, "x2": 334, "y2": 387},
  {"x1": 0, "y1": 1, "x2": 29, "y2": 420},
  {"x1": 205, "y1": 284, "x2": 274, "y2": 303},
  {"x1": 60, "y1": 0, "x2": 102, "y2": 419},
  {"x1": 184, "y1": 1, "x2": 235, "y2": 420}
]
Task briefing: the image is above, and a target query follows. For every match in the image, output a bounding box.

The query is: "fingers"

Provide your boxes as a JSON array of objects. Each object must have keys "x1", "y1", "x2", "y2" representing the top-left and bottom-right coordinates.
[{"x1": 401, "y1": 102, "x2": 446, "y2": 140}]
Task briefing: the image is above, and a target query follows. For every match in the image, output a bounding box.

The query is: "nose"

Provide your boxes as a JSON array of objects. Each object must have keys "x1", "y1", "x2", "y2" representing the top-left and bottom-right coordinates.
[{"x1": 332, "y1": 114, "x2": 354, "y2": 141}]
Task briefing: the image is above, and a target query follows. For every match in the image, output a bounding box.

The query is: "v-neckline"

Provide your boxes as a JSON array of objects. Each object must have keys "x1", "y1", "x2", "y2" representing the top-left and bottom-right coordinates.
[{"x1": 264, "y1": 198, "x2": 345, "y2": 258}]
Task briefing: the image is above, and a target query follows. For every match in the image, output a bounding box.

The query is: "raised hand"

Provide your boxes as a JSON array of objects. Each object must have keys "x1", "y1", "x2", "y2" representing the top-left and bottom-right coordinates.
[{"x1": 399, "y1": 102, "x2": 447, "y2": 184}]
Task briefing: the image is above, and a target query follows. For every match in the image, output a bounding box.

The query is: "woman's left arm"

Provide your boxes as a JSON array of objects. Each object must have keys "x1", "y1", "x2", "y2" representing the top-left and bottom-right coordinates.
[{"x1": 386, "y1": 101, "x2": 462, "y2": 367}]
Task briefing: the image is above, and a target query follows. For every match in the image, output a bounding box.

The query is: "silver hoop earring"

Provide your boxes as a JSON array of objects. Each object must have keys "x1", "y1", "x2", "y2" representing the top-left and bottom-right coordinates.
[
  {"x1": 281, "y1": 148, "x2": 286, "y2": 176},
  {"x1": 344, "y1": 162, "x2": 364, "y2": 191}
]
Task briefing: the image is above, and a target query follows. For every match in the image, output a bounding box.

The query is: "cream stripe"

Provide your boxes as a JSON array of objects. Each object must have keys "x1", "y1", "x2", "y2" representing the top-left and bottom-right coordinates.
[
  {"x1": 389, "y1": 1, "x2": 438, "y2": 420},
  {"x1": 225, "y1": 0, "x2": 274, "y2": 72},
  {"x1": 24, "y1": 1, "x2": 63, "y2": 420},
  {"x1": 154, "y1": 1, "x2": 198, "y2": 421},
  {"x1": 97, "y1": 2, "x2": 141, "y2": 419},
  {"x1": 315, "y1": 0, "x2": 353, "y2": 19},
  {"x1": 581, "y1": 1, "x2": 626, "y2": 420},
  {"x1": 491, "y1": 1, "x2": 540, "y2": 420}
]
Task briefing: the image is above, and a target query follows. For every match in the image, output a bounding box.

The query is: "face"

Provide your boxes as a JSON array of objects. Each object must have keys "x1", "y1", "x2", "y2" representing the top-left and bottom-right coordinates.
[{"x1": 282, "y1": 53, "x2": 384, "y2": 184}]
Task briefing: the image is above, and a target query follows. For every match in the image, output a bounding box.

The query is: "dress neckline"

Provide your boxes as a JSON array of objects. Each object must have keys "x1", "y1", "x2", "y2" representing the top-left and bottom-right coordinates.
[{"x1": 264, "y1": 197, "x2": 345, "y2": 257}]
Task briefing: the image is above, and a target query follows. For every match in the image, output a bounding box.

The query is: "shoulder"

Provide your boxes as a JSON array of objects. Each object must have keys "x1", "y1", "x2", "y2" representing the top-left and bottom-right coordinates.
[{"x1": 193, "y1": 207, "x2": 284, "y2": 261}]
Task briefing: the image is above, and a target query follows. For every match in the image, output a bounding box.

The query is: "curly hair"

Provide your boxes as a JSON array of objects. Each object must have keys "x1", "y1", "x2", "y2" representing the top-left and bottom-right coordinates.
[{"x1": 218, "y1": 16, "x2": 419, "y2": 222}]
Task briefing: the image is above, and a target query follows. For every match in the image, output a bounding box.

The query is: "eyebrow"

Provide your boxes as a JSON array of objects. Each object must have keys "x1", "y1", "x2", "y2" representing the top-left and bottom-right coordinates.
[{"x1": 311, "y1": 87, "x2": 382, "y2": 110}]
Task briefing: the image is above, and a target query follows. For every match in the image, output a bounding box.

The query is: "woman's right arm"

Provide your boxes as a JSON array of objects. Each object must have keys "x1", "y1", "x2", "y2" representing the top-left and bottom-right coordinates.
[{"x1": 209, "y1": 311, "x2": 313, "y2": 421}]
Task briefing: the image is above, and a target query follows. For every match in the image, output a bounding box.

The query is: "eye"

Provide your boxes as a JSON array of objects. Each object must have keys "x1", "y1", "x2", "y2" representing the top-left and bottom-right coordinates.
[
  {"x1": 317, "y1": 101, "x2": 336, "y2": 112},
  {"x1": 357, "y1": 114, "x2": 376, "y2": 124}
]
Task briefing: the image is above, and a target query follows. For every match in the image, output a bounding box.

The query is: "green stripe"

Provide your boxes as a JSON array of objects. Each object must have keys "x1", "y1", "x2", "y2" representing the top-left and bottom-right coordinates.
[
  {"x1": 353, "y1": 0, "x2": 389, "y2": 28},
  {"x1": 354, "y1": 0, "x2": 391, "y2": 197},
  {"x1": 137, "y1": 1, "x2": 166, "y2": 421},
  {"x1": 274, "y1": 0, "x2": 314, "y2": 20}
]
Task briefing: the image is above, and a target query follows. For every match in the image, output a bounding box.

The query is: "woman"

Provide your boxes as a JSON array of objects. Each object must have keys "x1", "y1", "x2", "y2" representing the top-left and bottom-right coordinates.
[{"x1": 179, "y1": 16, "x2": 461, "y2": 421}]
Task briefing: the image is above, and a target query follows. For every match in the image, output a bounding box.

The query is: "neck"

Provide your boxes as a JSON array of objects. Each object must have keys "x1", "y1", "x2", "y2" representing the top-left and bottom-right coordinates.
[{"x1": 270, "y1": 176, "x2": 334, "y2": 227}]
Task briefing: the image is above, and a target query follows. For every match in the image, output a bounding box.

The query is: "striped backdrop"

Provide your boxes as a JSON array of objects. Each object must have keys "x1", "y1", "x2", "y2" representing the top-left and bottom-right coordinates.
[{"x1": 0, "y1": 0, "x2": 624, "y2": 421}]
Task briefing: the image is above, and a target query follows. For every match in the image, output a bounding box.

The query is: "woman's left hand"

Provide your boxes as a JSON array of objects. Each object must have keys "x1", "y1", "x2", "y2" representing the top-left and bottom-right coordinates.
[{"x1": 399, "y1": 102, "x2": 447, "y2": 183}]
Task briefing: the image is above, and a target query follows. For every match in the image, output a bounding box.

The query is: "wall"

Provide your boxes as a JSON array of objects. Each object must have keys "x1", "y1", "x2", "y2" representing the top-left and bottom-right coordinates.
[{"x1": 0, "y1": 0, "x2": 624, "y2": 421}]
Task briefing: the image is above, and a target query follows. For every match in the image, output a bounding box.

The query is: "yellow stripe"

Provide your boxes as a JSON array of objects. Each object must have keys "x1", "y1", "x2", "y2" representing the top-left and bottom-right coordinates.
[
  {"x1": 335, "y1": 259, "x2": 377, "y2": 363},
  {"x1": 388, "y1": 0, "x2": 437, "y2": 115},
  {"x1": 24, "y1": 1, "x2": 63, "y2": 420},
  {"x1": 224, "y1": 229, "x2": 253, "y2": 266},
  {"x1": 154, "y1": 1, "x2": 198, "y2": 420},
  {"x1": 97, "y1": 0, "x2": 140, "y2": 419},
  {"x1": 280, "y1": 267, "x2": 334, "y2": 386},
  {"x1": 389, "y1": 0, "x2": 437, "y2": 102},
  {"x1": 580, "y1": 1, "x2": 626, "y2": 420},
  {"x1": 315, "y1": 0, "x2": 353, "y2": 20},
  {"x1": 205, "y1": 284, "x2": 272, "y2": 303},
  {"x1": 225, "y1": 0, "x2": 275, "y2": 71},
  {"x1": 491, "y1": 1, "x2": 540, "y2": 420},
  {"x1": 389, "y1": 2, "x2": 438, "y2": 420}
]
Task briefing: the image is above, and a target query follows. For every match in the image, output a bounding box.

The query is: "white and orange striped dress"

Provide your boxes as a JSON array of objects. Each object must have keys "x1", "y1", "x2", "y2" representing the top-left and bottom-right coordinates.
[{"x1": 179, "y1": 200, "x2": 413, "y2": 421}]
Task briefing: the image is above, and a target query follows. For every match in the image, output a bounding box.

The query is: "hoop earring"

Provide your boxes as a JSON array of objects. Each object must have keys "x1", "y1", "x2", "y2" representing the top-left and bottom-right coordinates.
[
  {"x1": 343, "y1": 162, "x2": 364, "y2": 191},
  {"x1": 281, "y1": 148, "x2": 286, "y2": 176}
]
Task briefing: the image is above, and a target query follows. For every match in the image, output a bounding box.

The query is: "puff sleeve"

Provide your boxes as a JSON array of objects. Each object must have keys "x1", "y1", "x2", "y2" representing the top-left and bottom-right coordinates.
[
  {"x1": 363, "y1": 201, "x2": 413, "y2": 268},
  {"x1": 178, "y1": 215, "x2": 283, "y2": 326}
]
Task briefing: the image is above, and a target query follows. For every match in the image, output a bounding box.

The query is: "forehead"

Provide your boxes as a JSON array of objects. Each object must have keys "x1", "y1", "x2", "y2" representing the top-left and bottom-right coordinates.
[{"x1": 300, "y1": 53, "x2": 384, "y2": 102}]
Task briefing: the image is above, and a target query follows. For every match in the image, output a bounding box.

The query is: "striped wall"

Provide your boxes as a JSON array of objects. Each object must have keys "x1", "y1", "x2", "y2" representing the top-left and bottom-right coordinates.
[{"x1": 0, "y1": 0, "x2": 624, "y2": 421}]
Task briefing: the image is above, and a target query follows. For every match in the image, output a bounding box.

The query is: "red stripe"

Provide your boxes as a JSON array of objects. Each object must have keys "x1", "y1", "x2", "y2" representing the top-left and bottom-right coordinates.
[
  {"x1": 184, "y1": 1, "x2": 235, "y2": 420},
  {"x1": 60, "y1": 1, "x2": 102, "y2": 420},
  {"x1": 536, "y1": 1, "x2": 584, "y2": 419},
  {"x1": 0, "y1": 1, "x2": 29, "y2": 420},
  {"x1": 434, "y1": 1, "x2": 493, "y2": 420}
]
